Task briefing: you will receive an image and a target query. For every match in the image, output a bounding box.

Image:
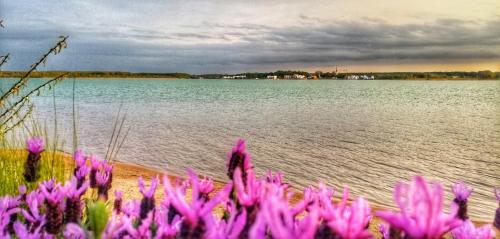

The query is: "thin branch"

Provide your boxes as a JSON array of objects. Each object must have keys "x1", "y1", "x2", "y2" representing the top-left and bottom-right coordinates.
[
  {"x1": 2, "y1": 105, "x2": 34, "y2": 134},
  {"x1": 0, "y1": 74, "x2": 65, "y2": 120},
  {"x1": 0, "y1": 36, "x2": 68, "y2": 104},
  {"x1": 0, "y1": 20, "x2": 4, "y2": 28},
  {"x1": 0, "y1": 54, "x2": 9, "y2": 68}
]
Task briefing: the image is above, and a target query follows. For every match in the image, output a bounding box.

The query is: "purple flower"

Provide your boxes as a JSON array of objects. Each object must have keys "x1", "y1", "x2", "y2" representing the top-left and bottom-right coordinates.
[
  {"x1": 13, "y1": 221, "x2": 42, "y2": 239},
  {"x1": 376, "y1": 176, "x2": 462, "y2": 239},
  {"x1": 113, "y1": 191, "x2": 123, "y2": 213},
  {"x1": 0, "y1": 196, "x2": 21, "y2": 235},
  {"x1": 452, "y1": 181, "x2": 472, "y2": 220},
  {"x1": 138, "y1": 176, "x2": 158, "y2": 220},
  {"x1": 88, "y1": 154, "x2": 102, "y2": 188},
  {"x1": 227, "y1": 139, "x2": 252, "y2": 182},
  {"x1": 22, "y1": 191, "x2": 45, "y2": 232},
  {"x1": 163, "y1": 170, "x2": 232, "y2": 238},
  {"x1": 326, "y1": 197, "x2": 372, "y2": 239},
  {"x1": 64, "y1": 178, "x2": 88, "y2": 224},
  {"x1": 256, "y1": 192, "x2": 319, "y2": 239},
  {"x1": 23, "y1": 137, "x2": 44, "y2": 182},
  {"x1": 451, "y1": 220, "x2": 495, "y2": 239},
  {"x1": 199, "y1": 177, "x2": 215, "y2": 201},
  {"x1": 96, "y1": 171, "x2": 110, "y2": 201},
  {"x1": 73, "y1": 150, "x2": 86, "y2": 169},
  {"x1": 379, "y1": 224, "x2": 390, "y2": 239},
  {"x1": 40, "y1": 180, "x2": 64, "y2": 235},
  {"x1": 63, "y1": 223, "x2": 87, "y2": 239},
  {"x1": 233, "y1": 168, "x2": 263, "y2": 207},
  {"x1": 26, "y1": 137, "x2": 44, "y2": 154}
]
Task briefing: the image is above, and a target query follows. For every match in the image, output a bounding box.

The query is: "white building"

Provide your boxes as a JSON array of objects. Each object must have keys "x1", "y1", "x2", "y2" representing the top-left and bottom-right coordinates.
[{"x1": 267, "y1": 75, "x2": 278, "y2": 80}]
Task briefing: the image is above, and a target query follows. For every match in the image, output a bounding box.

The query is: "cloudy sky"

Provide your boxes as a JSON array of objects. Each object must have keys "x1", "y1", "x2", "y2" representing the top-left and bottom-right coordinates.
[{"x1": 1, "y1": 0, "x2": 499, "y2": 73}]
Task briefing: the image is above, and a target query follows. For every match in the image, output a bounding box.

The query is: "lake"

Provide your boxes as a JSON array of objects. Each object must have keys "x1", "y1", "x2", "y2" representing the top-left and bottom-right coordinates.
[{"x1": 2, "y1": 78, "x2": 499, "y2": 221}]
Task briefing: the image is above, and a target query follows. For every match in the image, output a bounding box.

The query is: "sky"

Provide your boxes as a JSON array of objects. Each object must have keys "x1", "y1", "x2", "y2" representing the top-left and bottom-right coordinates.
[{"x1": 1, "y1": 0, "x2": 499, "y2": 73}]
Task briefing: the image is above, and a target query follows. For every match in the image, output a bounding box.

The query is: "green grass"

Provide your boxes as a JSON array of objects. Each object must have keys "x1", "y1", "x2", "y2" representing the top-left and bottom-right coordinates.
[{"x1": 0, "y1": 121, "x2": 69, "y2": 195}]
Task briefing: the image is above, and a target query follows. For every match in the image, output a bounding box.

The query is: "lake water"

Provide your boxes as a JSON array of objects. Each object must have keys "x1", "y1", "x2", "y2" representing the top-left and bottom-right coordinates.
[{"x1": 2, "y1": 78, "x2": 499, "y2": 221}]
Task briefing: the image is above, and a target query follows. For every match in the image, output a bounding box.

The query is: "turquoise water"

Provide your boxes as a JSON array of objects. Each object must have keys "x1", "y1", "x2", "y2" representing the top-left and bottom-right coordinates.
[{"x1": 2, "y1": 78, "x2": 499, "y2": 220}]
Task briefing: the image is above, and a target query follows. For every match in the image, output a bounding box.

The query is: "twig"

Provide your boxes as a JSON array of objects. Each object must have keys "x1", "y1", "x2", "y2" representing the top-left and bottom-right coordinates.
[
  {"x1": 0, "y1": 54, "x2": 9, "y2": 68},
  {"x1": 0, "y1": 74, "x2": 65, "y2": 120},
  {"x1": 0, "y1": 36, "x2": 68, "y2": 105}
]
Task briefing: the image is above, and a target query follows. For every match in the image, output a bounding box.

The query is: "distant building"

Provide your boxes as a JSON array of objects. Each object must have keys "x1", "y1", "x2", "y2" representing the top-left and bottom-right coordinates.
[
  {"x1": 267, "y1": 75, "x2": 278, "y2": 80},
  {"x1": 284, "y1": 75, "x2": 292, "y2": 79},
  {"x1": 293, "y1": 74, "x2": 306, "y2": 79},
  {"x1": 223, "y1": 75, "x2": 247, "y2": 79}
]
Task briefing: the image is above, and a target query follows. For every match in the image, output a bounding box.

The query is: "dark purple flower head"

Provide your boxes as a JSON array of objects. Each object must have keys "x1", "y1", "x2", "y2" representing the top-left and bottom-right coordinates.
[
  {"x1": 376, "y1": 176, "x2": 462, "y2": 239},
  {"x1": 24, "y1": 138, "x2": 44, "y2": 182},
  {"x1": 96, "y1": 171, "x2": 111, "y2": 201},
  {"x1": 114, "y1": 191, "x2": 123, "y2": 213},
  {"x1": 64, "y1": 178, "x2": 88, "y2": 224},
  {"x1": 63, "y1": 223, "x2": 87, "y2": 239},
  {"x1": 40, "y1": 180, "x2": 64, "y2": 235},
  {"x1": 89, "y1": 154, "x2": 102, "y2": 188},
  {"x1": 227, "y1": 139, "x2": 252, "y2": 181},
  {"x1": 26, "y1": 137, "x2": 44, "y2": 154},
  {"x1": 452, "y1": 181, "x2": 472, "y2": 201},
  {"x1": 451, "y1": 220, "x2": 495, "y2": 239},
  {"x1": 138, "y1": 177, "x2": 158, "y2": 220},
  {"x1": 452, "y1": 181, "x2": 472, "y2": 220}
]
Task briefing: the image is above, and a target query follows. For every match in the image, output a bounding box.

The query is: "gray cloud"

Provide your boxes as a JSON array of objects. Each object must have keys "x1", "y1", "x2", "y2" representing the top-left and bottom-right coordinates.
[{"x1": 1, "y1": 1, "x2": 499, "y2": 73}]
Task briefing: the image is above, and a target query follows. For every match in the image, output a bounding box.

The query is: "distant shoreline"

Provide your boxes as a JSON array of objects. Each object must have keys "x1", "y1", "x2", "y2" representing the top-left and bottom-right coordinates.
[{"x1": 0, "y1": 70, "x2": 498, "y2": 80}]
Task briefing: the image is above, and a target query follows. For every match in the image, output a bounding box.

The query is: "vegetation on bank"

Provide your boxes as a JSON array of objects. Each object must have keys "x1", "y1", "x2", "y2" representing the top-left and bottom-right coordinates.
[
  {"x1": 0, "y1": 71, "x2": 191, "y2": 79},
  {"x1": 1, "y1": 70, "x2": 499, "y2": 80}
]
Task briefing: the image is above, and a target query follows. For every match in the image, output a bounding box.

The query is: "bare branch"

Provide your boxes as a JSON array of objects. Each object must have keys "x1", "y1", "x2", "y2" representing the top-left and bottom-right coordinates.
[
  {"x1": 0, "y1": 74, "x2": 66, "y2": 121},
  {"x1": 0, "y1": 20, "x2": 4, "y2": 28},
  {"x1": 0, "y1": 36, "x2": 69, "y2": 104},
  {"x1": 0, "y1": 54, "x2": 9, "y2": 68}
]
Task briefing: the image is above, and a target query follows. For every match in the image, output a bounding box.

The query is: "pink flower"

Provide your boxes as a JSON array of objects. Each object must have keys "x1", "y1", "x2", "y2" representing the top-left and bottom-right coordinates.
[
  {"x1": 452, "y1": 181, "x2": 472, "y2": 201},
  {"x1": 452, "y1": 181, "x2": 472, "y2": 220},
  {"x1": 63, "y1": 223, "x2": 87, "y2": 239},
  {"x1": 233, "y1": 168, "x2": 263, "y2": 207},
  {"x1": 376, "y1": 176, "x2": 462, "y2": 239},
  {"x1": 138, "y1": 176, "x2": 158, "y2": 219},
  {"x1": 26, "y1": 137, "x2": 44, "y2": 154},
  {"x1": 257, "y1": 192, "x2": 319, "y2": 239},
  {"x1": 163, "y1": 169, "x2": 232, "y2": 237},
  {"x1": 451, "y1": 220, "x2": 495, "y2": 239},
  {"x1": 227, "y1": 139, "x2": 252, "y2": 181},
  {"x1": 379, "y1": 224, "x2": 389, "y2": 239},
  {"x1": 73, "y1": 150, "x2": 86, "y2": 168}
]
